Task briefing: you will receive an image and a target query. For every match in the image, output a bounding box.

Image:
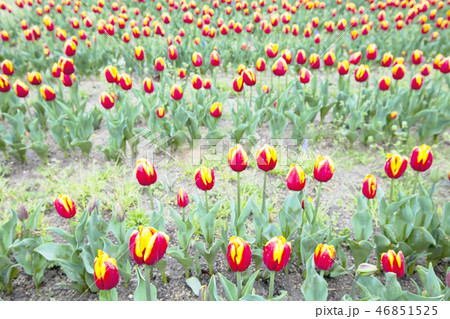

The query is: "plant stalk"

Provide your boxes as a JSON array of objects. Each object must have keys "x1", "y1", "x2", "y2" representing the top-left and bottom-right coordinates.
[{"x1": 268, "y1": 271, "x2": 275, "y2": 300}]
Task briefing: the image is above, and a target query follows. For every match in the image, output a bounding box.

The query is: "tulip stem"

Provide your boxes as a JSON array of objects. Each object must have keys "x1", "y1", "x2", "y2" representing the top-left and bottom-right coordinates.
[
  {"x1": 237, "y1": 271, "x2": 242, "y2": 300},
  {"x1": 149, "y1": 186, "x2": 155, "y2": 211},
  {"x1": 261, "y1": 171, "x2": 268, "y2": 217},
  {"x1": 357, "y1": 82, "x2": 362, "y2": 110},
  {"x1": 205, "y1": 190, "x2": 209, "y2": 215},
  {"x1": 413, "y1": 171, "x2": 420, "y2": 195},
  {"x1": 249, "y1": 85, "x2": 253, "y2": 109},
  {"x1": 313, "y1": 182, "x2": 322, "y2": 225},
  {"x1": 237, "y1": 172, "x2": 241, "y2": 223},
  {"x1": 350, "y1": 273, "x2": 360, "y2": 300},
  {"x1": 389, "y1": 178, "x2": 395, "y2": 203},
  {"x1": 145, "y1": 265, "x2": 152, "y2": 301},
  {"x1": 182, "y1": 207, "x2": 186, "y2": 223},
  {"x1": 268, "y1": 271, "x2": 275, "y2": 300},
  {"x1": 320, "y1": 270, "x2": 325, "y2": 278}
]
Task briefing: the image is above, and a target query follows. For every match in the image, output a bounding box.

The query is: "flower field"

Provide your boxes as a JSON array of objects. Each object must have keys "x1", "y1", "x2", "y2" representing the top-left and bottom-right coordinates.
[{"x1": 0, "y1": 0, "x2": 449, "y2": 302}]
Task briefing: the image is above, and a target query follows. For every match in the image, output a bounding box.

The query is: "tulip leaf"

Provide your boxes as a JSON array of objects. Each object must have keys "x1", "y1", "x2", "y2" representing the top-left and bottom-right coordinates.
[
  {"x1": 99, "y1": 288, "x2": 118, "y2": 301},
  {"x1": 218, "y1": 273, "x2": 238, "y2": 301},
  {"x1": 207, "y1": 275, "x2": 222, "y2": 301},
  {"x1": 271, "y1": 290, "x2": 288, "y2": 301},
  {"x1": 356, "y1": 276, "x2": 384, "y2": 300},
  {"x1": 241, "y1": 270, "x2": 260, "y2": 297},
  {"x1": 133, "y1": 266, "x2": 157, "y2": 301},
  {"x1": 240, "y1": 295, "x2": 266, "y2": 301},
  {"x1": 186, "y1": 277, "x2": 202, "y2": 297},
  {"x1": 301, "y1": 256, "x2": 328, "y2": 301},
  {"x1": 382, "y1": 272, "x2": 402, "y2": 301}
]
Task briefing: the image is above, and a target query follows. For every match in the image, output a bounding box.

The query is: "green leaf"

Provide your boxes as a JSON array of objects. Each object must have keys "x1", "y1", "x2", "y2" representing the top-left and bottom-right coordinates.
[
  {"x1": 133, "y1": 266, "x2": 157, "y2": 301},
  {"x1": 301, "y1": 256, "x2": 328, "y2": 301},
  {"x1": 240, "y1": 295, "x2": 266, "y2": 301},
  {"x1": 218, "y1": 273, "x2": 238, "y2": 301},
  {"x1": 186, "y1": 277, "x2": 202, "y2": 296},
  {"x1": 241, "y1": 270, "x2": 260, "y2": 297}
]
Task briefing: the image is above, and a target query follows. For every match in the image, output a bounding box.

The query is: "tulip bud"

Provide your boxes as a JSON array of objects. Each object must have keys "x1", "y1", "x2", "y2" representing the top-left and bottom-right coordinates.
[
  {"x1": 354, "y1": 65, "x2": 370, "y2": 82},
  {"x1": 154, "y1": 57, "x2": 165, "y2": 71},
  {"x1": 13, "y1": 80, "x2": 29, "y2": 98},
  {"x1": 379, "y1": 76, "x2": 390, "y2": 91},
  {"x1": 39, "y1": 85, "x2": 56, "y2": 101},
  {"x1": 227, "y1": 237, "x2": 252, "y2": 272},
  {"x1": 411, "y1": 74, "x2": 423, "y2": 90},
  {"x1": 210, "y1": 102, "x2": 222, "y2": 118},
  {"x1": 0, "y1": 74, "x2": 10, "y2": 93},
  {"x1": 309, "y1": 53, "x2": 320, "y2": 69},
  {"x1": 118, "y1": 73, "x2": 132, "y2": 90},
  {"x1": 210, "y1": 50, "x2": 220, "y2": 66},
  {"x1": 115, "y1": 203, "x2": 125, "y2": 222},
  {"x1": 100, "y1": 92, "x2": 114, "y2": 109},
  {"x1": 203, "y1": 79, "x2": 212, "y2": 89},
  {"x1": 88, "y1": 197, "x2": 99, "y2": 214},
  {"x1": 381, "y1": 52, "x2": 393, "y2": 67},
  {"x1": 59, "y1": 57, "x2": 75, "y2": 75},
  {"x1": 392, "y1": 64, "x2": 406, "y2": 80},
  {"x1": 170, "y1": 84, "x2": 183, "y2": 100},
  {"x1": 135, "y1": 159, "x2": 157, "y2": 186},
  {"x1": 272, "y1": 57, "x2": 287, "y2": 76},
  {"x1": 337, "y1": 60, "x2": 349, "y2": 75},
  {"x1": 54, "y1": 194, "x2": 76, "y2": 219},
  {"x1": 168, "y1": 45, "x2": 178, "y2": 60},
  {"x1": 313, "y1": 156, "x2": 334, "y2": 182},
  {"x1": 349, "y1": 52, "x2": 362, "y2": 65},
  {"x1": 242, "y1": 68, "x2": 256, "y2": 86},
  {"x1": 357, "y1": 263, "x2": 378, "y2": 276},
  {"x1": 228, "y1": 144, "x2": 248, "y2": 172},
  {"x1": 177, "y1": 188, "x2": 189, "y2": 208},
  {"x1": 94, "y1": 250, "x2": 120, "y2": 290},
  {"x1": 192, "y1": 74, "x2": 203, "y2": 90},
  {"x1": 411, "y1": 49, "x2": 423, "y2": 65},
  {"x1": 265, "y1": 43, "x2": 278, "y2": 58},
  {"x1": 286, "y1": 164, "x2": 306, "y2": 191},
  {"x1": 178, "y1": 68, "x2": 186, "y2": 79},
  {"x1": 134, "y1": 46, "x2": 145, "y2": 61},
  {"x1": 381, "y1": 250, "x2": 405, "y2": 278},
  {"x1": 17, "y1": 202, "x2": 29, "y2": 221},
  {"x1": 410, "y1": 144, "x2": 433, "y2": 172},
  {"x1": 390, "y1": 111, "x2": 398, "y2": 119},
  {"x1": 296, "y1": 49, "x2": 307, "y2": 65},
  {"x1": 232, "y1": 76, "x2": 244, "y2": 92},
  {"x1": 64, "y1": 40, "x2": 77, "y2": 57},
  {"x1": 302, "y1": 196, "x2": 312, "y2": 210},
  {"x1": 385, "y1": 153, "x2": 408, "y2": 179},
  {"x1": 156, "y1": 107, "x2": 165, "y2": 118},
  {"x1": 299, "y1": 67, "x2": 311, "y2": 84},
  {"x1": 323, "y1": 51, "x2": 336, "y2": 66},
  {"x1": 263, "y1": 236, "x2": 291, "y2": 272},
  {"x1": 199, "y1": 285, "x2": 210, "y2": 301},
  {"x1": 314, "y1": 243, "x2": 336, "y2": 271},
  {"x1": 143, "y1": 78, "x2": 154, "y2": 94},
  {"x1": 129, "y1": 226, "x2": 169, "y2": 265},
  {"x1": 256, "y1": 57, "x2": 266, "y2": 72},
  {"x1": 439, "y1": 57, "x2": 450, "y2": 74},
  {"x1": 1, "y1": 59, "x2": 14, "y2": 75},
  {"x1": 362, "y1": 174, "x2": 377, "y2": 199},
  {"x1": 366, "y1": 43, "x2": 378, "y2": 60},
  {"x1": 256, "y1": 144, "x2": 277, "y2": 172},
  {"x1": 52, "y1": 63, "x2": 61, "y2": 78},
  {"x1": 192, "y1": 51, "x2": 203, "y2": 67},
  {"x1": 194, "y1": 166, "x2": 215, "y2": 191}
]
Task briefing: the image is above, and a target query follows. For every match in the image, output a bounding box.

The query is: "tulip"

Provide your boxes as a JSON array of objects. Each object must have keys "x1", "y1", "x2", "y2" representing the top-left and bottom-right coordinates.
[
  {"x1": 192, "y1": 51, "x2": 203, "y2": 67},
  {"x1": 410, "y1": 144, "x2": 433, "y2": 172},
  {"x1": 362, "y1": 174, "x2": 378, "y2": 199},
  {"x1": 299, "y1": 67, "x2": 311, "y2": 84},
  {"x1": 392, "y1": 64, "x2": 406, "y2": 80},
  {"x1": 118, "y1": 73, "x2": 132, "y2": 90},
  {"x1": 1, "y1": 59, "x2": 14, "y2": 75},
  {"x1": 61, "y1": 73, "x2": 76, "y2": 87},
  {"x1": 194, "y1": 166, "x2": 215, "y2": 192},
  {"x1": 52, "y1": 63, "x2": 61, "y2": 78},
  {"x1": 439, "y1": 57, "x2": 449, "y2": 74},
  {"x1": 27, "y1": 72, "x2": 42, "y2": 86},
  {"x1": 156, "y1": 107, "x2": 165, "y2": 118},
  {"x1": 168, "y1": 45, "x2": 178, "y2": 60},
  {"x1": 228, "y1": 144, "x2": 248, "y2": 219},
  {"x1": 178, "y1": 68, "x2": 186, "y2": 79},
  {"x1": 286, "y1": 164, "x2": 306, "y2": 191},
  {"x1": 337, "y1": 60, "x2": 349, "y2": 75},
  {"x1": 265, "y1": 43, "x2": 278, "y2": 58},
  {"x1": 0, "y1": 74, "x2": 10, "y2": 93},
  {"x1": 129, "y1": 226, "x2": 169, "y2": 300},
  {"x1": 420, "y1": 64, "x2": 431, "y2": 76},
  {"x1": 385, "y1": 153, "x2": 408, "y2": 202},
  {"x1": 379, "y1": 76, "x2": 390, "y2": 91},
  {"x1": 17, "y1": 202, "x2": 29, "y2": 222},
  {"x1": 381, "y1": 250, "x2": 405, "y2": 278},
  {"x1": 314, "y1": 244, "x2": 336, "y2": 271},
  {"x1": 210, "y1": 102, "x2": 221, "y2": 118},
  {"x1": 411, "y1": 74, "x2": 423, "y2": 90},
  {"x1": 281, "y1": 49, "x2": 292, "y2": 64},
  {"x1": 54, "y1": 194, "x2": 76, "y2": 219},
  {"x1": 143, "y1": 78, "x2": 154, "y2": 94},
  {"x1": 100, "y1": 92, "x2": 114, "y2": 109},
  {"x1": 227, "y1": 237, "x2": 251, "y2": 273},
  {"x1": 309, "y1": 53, "x2": 320, "y2": 69},
  {"x1": 302, "y1": 196, "x2": 313, "y2": 210},
  {"x1": 381, "y1": 52, "x2": 393, "y2": 67},
  {"x1": 237, "y1": 64, "x2": 246, "y2": 76},
  {"x1": 59, "y1": 57, "x2": 75, "y2": 74},
  {"x1": 13, "y1": 80, "x2": 29, "y2": 98},
  {"x1": 242, "y1": 68, "x2": 256, "y2": 86},
  {"x1": 349, "y1": 52, "x2": 362, "y2": 65},
  {"x1": 64, "y1": 40, "x2": 77, "y2": 57},
  {"x1": 354, "y1": 65, "x2": 370, "y2": 82},
  {"x1": 256, "y1": 144, "x2": 277, "y2": 215},
  {"x1": 134, "y1": 46, "x2": 145, "y2": 61},
  {"x1": 154, "y1": 57, "x2": 164, "y2": 72},
  {"x1": 203, "y1": 79, "x2": 212, "y2": 90},
  {"x1": 177, "y1": 188, "x2": 189, "y2": 209},
  {"x1": 94, "y1": 250, "x2": 120, "y2": 291},
  {"x1": 263, "y1": 236, "x2": 291, "y2": 299},
  {"x1": 256, "y1": 57, "x2": 266, "y2": 72},
  {"x1": 411, "y1": 50, "x2": 423, "y2": 65},
  {"x1": 192, "y1": 74, "x2": 203, "y2": 90},
  {"x1": 40, "y1": 85, "x2": 56, "y2": 101},
  {"x1": 233, "y1": 76, "x2": 244, "y2": 93},
  {"x1": 210, "y1": 50, "x2": 220, "y2": 66},
  {"x1": 170, "y1": 84, "x2": 183, "y2": 100},
  {"x1": 272, "y1": 57, "x2": 287, "y2": 76},
  {"x1": 296, "y1": 49, "x2": 307, "y2": 65},
  {"x1": 366, "y1": 43, "x2": 378, "y2": 60},
  {"x1": 314, "y1": 156, "x2": 334, "y2": 183},
  {"x1": 323, "y1": 51, "x2": 336, "y2": 66},
  {"x1": 390, "y1": 111, "x2": 398, "y2": 120}
]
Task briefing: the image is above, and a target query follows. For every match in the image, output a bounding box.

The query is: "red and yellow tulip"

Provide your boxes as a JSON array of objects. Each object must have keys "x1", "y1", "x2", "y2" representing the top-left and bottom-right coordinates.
[
  {"x1": 256, "y1": 144, "x2": 277, "y2": 172},
  {"x1": 94, "y1": 250, "x2": 120, "y2": 290},
  {"x1": 227, "y1": 237, "x2": 252, "y2": 272},
  {"x1": 381, "y1": 250, "x2": 405, "y2": 278},
  {"x1": 286, "y1": 164, "x2": 306, "y2": 191},
  {"x1": 385, "y1": 153, "x2": 408, "y2": 179},
  {"x1": 314, "y1": 244, "x2": 336, "y2": 271},
  {"x1": 410, "y1": 144, "x2": 433, "y2": 172},
  {"x1": 54, "y1": 194, "x2": 76, "y2": 219},
  {"x1": 263, "y1": 236, "x2": 291, "y2": 272},
  {"x1": 313, "y1": 156, "x2": 334, "y2": 182},
  {"x1": 129, "y1": 226, "x2": 169, "y2": 265},
  {"x1": 362, "y1": 174, "x2": 378, "y2": 199},
  {"x1": 194, "y1": 166, "x2": 215, "y2": 191},
  {"x1": 228, "y1": 144, "x2": 248, "y2": 172}
]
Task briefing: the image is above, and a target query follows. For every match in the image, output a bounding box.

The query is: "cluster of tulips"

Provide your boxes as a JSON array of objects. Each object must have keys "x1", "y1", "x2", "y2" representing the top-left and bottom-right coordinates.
[{"x1": 47, "y1": 140, "x2": 440, "y2": 300}]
